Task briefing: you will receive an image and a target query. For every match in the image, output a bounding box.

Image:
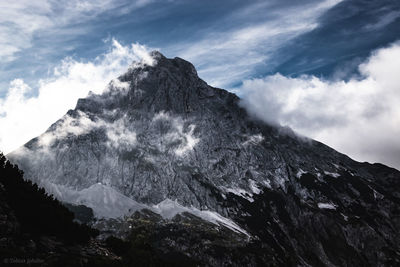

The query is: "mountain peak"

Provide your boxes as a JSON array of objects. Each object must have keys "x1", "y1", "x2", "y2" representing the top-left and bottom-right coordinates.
[
  {"x1": 75, "y1": 51, "x2": 232, "y2": 114},
  {"x1": 128, "y1": 50, "x2": 197, "y2": 77},
  {"x1": 149, "y1": 50, "x2": 165, "y2": 58},
  {"x1": 132, "y1": 50, "x2": 199, "y2": 80}
]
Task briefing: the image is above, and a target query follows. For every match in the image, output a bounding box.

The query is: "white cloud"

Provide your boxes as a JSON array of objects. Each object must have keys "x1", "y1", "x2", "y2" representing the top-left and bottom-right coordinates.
[
  {"x1": 240, "y1": 41, "x2": 400, "y2": 169},
  {"x1": 0, "y1": 0, "x2": 154, "y2": 62},
  {"x1": 37, "y1": 111, "x2": 99, "y2": 147},
  {"x1": 35, "y1": 110, "x2": 138, "y2": 151},
  {"x1": 364, "y1": 11, "x2": 400, "y2": 31},
  {"x1": 104, "y1": 116, "x2": 138, "y2": 149},
  {"x1": 171, "y1": 0, "x2": 342, "y2": 88},
  {"x1": 0, "y1": 39, "x2": 153, "y2": 154},
  {"x1": 151, "y1": 111, "x2": 200, "y2": 157}
]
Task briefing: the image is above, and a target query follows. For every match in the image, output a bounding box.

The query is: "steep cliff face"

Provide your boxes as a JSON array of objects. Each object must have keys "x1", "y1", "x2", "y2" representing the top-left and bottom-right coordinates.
[{"x1": 8, "y1": 52, "x2": 400, "y2": 266}]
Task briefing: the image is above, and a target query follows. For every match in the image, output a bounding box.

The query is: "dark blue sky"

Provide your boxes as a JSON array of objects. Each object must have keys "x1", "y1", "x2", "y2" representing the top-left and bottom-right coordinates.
[{"x1": 270, "y1": 0, "x2": 400, "y2": 79}]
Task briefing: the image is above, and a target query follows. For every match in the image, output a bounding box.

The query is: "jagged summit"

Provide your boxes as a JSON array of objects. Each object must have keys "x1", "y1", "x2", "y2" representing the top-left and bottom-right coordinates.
[
  {"x1": 148, "y1": 50, "x2": 198, "y2": 76},
  {"x1": 149, "y1": 50, "x2": 165, "y2": 58},
  {"x1": 8, "y1": 52, "x2": 400, "y2": 266},
  {"x1": 76, "y1": 51, "x2": 232, "y2": 115}
]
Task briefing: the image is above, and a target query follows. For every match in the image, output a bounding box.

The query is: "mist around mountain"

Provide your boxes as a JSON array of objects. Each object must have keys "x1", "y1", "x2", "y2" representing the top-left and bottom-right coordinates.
[{"x1": 5, "y1": 52, "x2": 400, "y2": 266}]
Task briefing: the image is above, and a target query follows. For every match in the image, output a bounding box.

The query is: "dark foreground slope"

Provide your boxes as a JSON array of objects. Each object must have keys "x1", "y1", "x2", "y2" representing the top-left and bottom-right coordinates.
[
  {"x1": 0, "y1": 153, "x2": 270, "y2": 267},
  {"x1": 8, "y1": 52, "x2": 400, "y2": 266},
  {"x1": 0, "y1": 153, "x2": 122, "y2": 266}
]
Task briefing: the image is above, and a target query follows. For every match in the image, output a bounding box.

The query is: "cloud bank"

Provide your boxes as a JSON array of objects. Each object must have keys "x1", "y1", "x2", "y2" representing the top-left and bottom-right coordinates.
[
  {"x1": 0, "y1": 40, "x2": 152, "y2": 154},
  {"x1": 240, "y1": 41, "x2": 400, "y2": 169}
]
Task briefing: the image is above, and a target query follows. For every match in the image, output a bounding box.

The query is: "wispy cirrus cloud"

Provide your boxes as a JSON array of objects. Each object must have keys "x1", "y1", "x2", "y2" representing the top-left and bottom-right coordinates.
[
  {"x1": 269, "y1": 0, "x2": 400, "y2": 79},
  {"x1": 0, "y1": 0, "x2": 154, "y2": 63},
  {"x1": 0, "y1": 0, "x2": 344, "y2": 93},
  {"x1": 169, "y1": 0, "x2": 342, "y2": 88}
]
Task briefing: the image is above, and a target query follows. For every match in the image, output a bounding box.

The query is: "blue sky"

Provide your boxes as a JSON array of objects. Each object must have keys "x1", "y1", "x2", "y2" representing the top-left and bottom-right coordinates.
[
  {"x1": 2, "y1": 0, "x2": 399, "y2": 91},
  {"x1": 1, "y1": 0, "x2": 400, "y2": 168}
]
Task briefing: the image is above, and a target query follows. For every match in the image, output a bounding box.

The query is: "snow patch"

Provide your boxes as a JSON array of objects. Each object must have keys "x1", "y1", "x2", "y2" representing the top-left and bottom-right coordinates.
[
  {"x1": 323, "y1": 171, "x2": 340, "y2": 178},
  {"x1": 242, "y1": 134, "x2": 264, "y2": 146},
  {"x1": 152, "y1": 199, "x2": 250, "y2": 237},
  {"x1": 332, "y1": 163, "x2": 341, "y2": 169},
  {"x1": 296, "y1": 169, "x2": 306, "y2": 178},
  {"x1": 317, "y1": 202, "x2": 337, "y2": 210},
  {"x1": 220, "y1": 186, "x2": 254, "y2": 202},
  {"x1": 249, "y1": 180, "x2": 262, "y2": 194},
  {"x1": 262, "y1": 179, "x2": 272, "y2": 189}
]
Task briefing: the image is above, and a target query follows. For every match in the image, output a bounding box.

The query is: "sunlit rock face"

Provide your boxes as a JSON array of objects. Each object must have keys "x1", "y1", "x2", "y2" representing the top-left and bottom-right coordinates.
[{"x1": 8, "y1": 51, "x2": 400, "y2": 266}]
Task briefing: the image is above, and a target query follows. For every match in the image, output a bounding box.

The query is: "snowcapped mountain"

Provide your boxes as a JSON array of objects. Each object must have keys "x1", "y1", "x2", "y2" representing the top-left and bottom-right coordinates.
[{"x1": 8, "y1": 51, "x2": 400, "y2": 266}]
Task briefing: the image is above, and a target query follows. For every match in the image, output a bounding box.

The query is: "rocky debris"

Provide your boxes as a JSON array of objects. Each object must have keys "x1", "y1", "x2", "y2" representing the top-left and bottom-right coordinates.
[{"x1": 102, "y1": 210, "x2": 265, "y2": 266}]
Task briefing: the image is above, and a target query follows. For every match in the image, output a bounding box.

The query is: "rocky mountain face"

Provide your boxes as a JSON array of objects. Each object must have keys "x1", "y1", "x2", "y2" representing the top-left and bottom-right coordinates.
[{"x1": 8, "y1": 52, "x2": 400, "y2": 266}]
